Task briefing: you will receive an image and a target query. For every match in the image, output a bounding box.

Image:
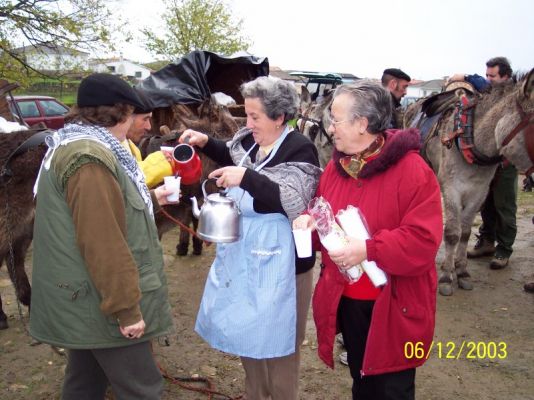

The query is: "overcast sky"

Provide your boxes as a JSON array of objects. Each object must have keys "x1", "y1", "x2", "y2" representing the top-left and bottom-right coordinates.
[{"x1": 116, "y1": 0, "x2": 533, "y2": 80}]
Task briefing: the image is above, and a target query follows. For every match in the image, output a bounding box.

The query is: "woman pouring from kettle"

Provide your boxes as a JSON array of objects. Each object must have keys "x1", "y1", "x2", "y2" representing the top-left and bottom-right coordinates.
[{"x1": 179, "y1": 76, "x2": 321, "y2": 400}]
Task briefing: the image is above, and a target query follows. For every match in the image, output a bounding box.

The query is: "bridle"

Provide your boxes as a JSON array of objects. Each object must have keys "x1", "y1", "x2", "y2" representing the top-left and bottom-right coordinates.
[
  {"x1": 0, "y1": 129, "x2": 50, "y2": 183},
  {"x1": 501, "y1": 98, "x2": 534, "y2": 176},
  {"x1": 298, "y1": 104, "x2": 333, "y2": 145},
  {"x1": 442, "y1": 94, "x2": 502, "y2": 166}
]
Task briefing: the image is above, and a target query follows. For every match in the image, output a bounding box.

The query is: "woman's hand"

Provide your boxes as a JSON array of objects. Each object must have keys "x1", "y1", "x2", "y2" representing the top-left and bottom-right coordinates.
[
  {"x1": 154, "y1": 184, "x2": 179, "y2": 205},
  {"x1": 328, "y1": 237, "x2": 367, "y2": 269},
  {"x1": 209, "y1": 166, "x2": 246, "y2": 188},
  {"x1": 292, "y1": 214, "x2": 315, "y2": 231},
  {"x1": 179, "y1": 129, "x2": 209, "y2": 148},
  {"x1": 120, "y1": 319, "x2": 146, "y2": 339}
]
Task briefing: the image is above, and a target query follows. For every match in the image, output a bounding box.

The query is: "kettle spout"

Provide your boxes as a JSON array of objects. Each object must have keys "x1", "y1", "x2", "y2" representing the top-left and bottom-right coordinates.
[{"x1": 190, "y1": 196, "x2": 201, "y2": 218}]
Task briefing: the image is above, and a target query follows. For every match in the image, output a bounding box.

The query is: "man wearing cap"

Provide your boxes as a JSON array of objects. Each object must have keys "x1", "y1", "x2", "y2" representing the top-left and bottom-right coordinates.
[
  {"x1": 30, "y1": 73, "x2": 176, "y2": 399},
  {"x1": 381, "y1": 68, "x2": 411, "y2": 128},
  {"x1": 122, "y1": 89, "x2": 174, "y2": 188},
  {"x1": 449, "y1": 57, "x2": 518, "y2": 271}
]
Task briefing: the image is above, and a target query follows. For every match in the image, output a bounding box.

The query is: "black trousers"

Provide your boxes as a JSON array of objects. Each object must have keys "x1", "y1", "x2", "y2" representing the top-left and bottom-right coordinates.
[
  {"x1": 338, "y1": 296, "x2": 416, "y2": 400},
  {"x1": 62, "y1": 341, "x2": 163, "y2": 400}
]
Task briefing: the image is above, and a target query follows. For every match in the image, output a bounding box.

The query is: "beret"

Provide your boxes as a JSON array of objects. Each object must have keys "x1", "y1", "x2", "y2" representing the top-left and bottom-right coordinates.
[
  {"x1": 77, "y1": 73, "x2": 145, "y2": 109},
  {"x1": 133, "y1": 88, "x2": 155, "y2": 114},
  {"x1": 382, "y1": 68, "x2": 411, "y2": 82}
]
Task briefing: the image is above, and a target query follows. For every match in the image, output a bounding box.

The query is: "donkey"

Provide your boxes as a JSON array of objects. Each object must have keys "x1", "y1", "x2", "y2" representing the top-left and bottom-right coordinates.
[
  {"x1": 405, "y1": 69, "x2": 534, "y2": 296},
  {"x1": 298, "y1": 92, "x2": 334, "y2": 168},
  {"x1": 0, "y1": 129, "x2": 47, "y2": 329}
]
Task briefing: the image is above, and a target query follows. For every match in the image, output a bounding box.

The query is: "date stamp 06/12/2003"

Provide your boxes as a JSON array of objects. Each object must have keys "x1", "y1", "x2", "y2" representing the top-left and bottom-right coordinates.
[{"x1": 404, "y1": 341, "x2": 508, "y2": 360}]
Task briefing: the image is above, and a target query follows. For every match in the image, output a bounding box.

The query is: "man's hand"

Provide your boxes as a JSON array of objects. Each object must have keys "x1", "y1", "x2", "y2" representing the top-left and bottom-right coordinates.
[
  {"x1": 120, "y1": 319, "x2": 146, "y2": 339},
  {"x1": 154, "y1": 184, "x2": 180, "y2": 205}
]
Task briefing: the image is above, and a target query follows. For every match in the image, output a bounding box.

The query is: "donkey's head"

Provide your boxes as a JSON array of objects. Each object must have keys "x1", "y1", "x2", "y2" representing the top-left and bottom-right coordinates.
[
  {"x1": 297, "y1": 93, "x2": 333, "y2": 168},
  {"x1": 496, "y1": 68, "x2": 534, "y2": 174}
]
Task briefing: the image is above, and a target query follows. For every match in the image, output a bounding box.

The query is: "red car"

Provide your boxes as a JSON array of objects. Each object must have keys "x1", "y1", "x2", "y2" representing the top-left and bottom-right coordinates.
[{"x1": 8, "y1": 95, "x2": 69, "y2": 130}]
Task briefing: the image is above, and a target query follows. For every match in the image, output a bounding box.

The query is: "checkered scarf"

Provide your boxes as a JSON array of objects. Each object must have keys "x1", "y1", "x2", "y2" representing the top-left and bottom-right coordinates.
[{"x1": 38, "y1": 122, "x2": 153, "y2": 216}]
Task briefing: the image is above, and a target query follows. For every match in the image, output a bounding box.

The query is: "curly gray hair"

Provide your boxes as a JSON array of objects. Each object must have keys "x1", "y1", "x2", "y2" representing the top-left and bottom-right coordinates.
[
  {"x1": 333, "y1": 80, "x2": 392, "y2": 133},
  {"x1": 240, "y1": 76, "x2": 299, "y2": 123}
]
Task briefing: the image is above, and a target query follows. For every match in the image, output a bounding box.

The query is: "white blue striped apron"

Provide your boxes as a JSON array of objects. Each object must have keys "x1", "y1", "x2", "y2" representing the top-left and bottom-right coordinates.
[{"x1": 195, "y1": 128, "x2": 296, "y2": 358}]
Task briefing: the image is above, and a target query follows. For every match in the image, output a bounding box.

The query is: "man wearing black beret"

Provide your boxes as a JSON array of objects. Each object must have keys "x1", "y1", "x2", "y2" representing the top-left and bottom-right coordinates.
[
  {"x1": 381, "y1": 68, "x2": 411, "y2": 128},
  {"x1": 122, "y1": 88, "x2": 174, "y2": 188},
  {"x1": 76, "y1": 72, "x2": 146, "y2": 110}
]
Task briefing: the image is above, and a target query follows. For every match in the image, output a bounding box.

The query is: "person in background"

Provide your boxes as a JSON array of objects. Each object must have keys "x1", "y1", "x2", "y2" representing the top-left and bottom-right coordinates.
[
  {"x1": 523, "y1": 214, "x2": 534, "y2": 293},
  {"x1": 381, "y1": 68, "x2": 411, "y2": 128},
  {"x1": 124, "y1": 90, "x2": 205, "y2": 257},
  {"x1": 30, "y1": 73, "x2": 175, "y2": 400},
  {"x1": 449, "y1": 57, "x2": 518, "y2": 270},
  {"x1": 179, "y1": 76, "x2": 321, "y2": 400},
  {"x1": 293, "y1": 80, "x2": 443, "y2": 400},
  {"x1": 447, "y1": 56, "x2": 511, "y2": 92}
]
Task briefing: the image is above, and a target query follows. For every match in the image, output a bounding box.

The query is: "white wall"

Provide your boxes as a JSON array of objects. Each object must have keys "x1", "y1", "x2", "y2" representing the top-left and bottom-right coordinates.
[
  {"x1": 103, "y1": 60, "x2": 152, "y2": 80},
  {"x1": 91, "y1": 59, "x2": 151, "y2": 80},
  {"x1": 26, "y1": 51, "x2": 89, "y2": 71}
]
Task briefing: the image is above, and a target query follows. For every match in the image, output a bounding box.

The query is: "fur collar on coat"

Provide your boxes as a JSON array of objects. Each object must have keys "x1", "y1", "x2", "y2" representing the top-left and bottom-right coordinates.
[{"x1": 332, "y1": 128, "x2": 421, "y2": 179}]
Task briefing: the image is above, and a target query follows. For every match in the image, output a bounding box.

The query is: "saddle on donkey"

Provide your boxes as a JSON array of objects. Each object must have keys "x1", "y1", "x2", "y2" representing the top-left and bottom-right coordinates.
[{"x1": 408, "y1": 81, "x2": 501, "y2": 167}]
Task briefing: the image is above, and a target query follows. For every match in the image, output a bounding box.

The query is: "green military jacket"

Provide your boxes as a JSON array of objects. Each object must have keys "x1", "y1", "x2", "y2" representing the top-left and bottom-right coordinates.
[{"x1": 29, "y1": 139, "x2": 173, "y2": 349}]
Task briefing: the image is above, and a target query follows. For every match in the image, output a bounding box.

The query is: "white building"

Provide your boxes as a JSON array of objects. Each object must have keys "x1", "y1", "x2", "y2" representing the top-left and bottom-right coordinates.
[
  {"x1": 13, "y1": 45, "x2": 90, "y2": 71},
  {"x1": 89, "y1": 57, "x2": 152, "y2": 81}
]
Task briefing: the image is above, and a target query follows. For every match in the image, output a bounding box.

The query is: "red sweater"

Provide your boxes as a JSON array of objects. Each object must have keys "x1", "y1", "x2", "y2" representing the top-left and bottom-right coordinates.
[{"x1": 312, "y1": 129, "x2": 443, "y2": 375}]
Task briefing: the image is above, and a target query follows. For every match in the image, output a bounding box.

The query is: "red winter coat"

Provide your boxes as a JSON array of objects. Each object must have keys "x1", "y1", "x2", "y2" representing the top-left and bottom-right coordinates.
[{"x1": 312, "y1": 129, "x2": 443, "y2": 375}]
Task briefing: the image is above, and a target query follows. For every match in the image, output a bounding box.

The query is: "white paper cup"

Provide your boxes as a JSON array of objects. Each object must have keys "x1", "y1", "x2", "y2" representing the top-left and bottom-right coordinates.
[
  {"x1": 293, "y1": 228, "x2": 312, "y2": 258},
  {"x1": 163, "y1": 176, "x2": 181, "y2": 202}
]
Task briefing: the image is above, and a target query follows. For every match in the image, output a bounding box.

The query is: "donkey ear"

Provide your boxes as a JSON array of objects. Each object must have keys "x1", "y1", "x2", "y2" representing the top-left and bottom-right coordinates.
[
  {"x1": 523, "y1": 68, "x2": 534, "y2": 100},
  {"x1": 296, "y1": 84, "x2": 312, "y2": 111}
]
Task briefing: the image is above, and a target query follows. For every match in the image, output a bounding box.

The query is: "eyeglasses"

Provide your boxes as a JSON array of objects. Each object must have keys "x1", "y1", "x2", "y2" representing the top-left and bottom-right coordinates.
[{"x1": 329, "y1": 116, "x2": 354, "y2": 128}]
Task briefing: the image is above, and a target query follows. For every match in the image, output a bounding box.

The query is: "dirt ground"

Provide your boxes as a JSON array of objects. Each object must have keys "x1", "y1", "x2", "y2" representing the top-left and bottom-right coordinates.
[{"x1": 1, "y1": 189, "x2": 533, "y2": 400}]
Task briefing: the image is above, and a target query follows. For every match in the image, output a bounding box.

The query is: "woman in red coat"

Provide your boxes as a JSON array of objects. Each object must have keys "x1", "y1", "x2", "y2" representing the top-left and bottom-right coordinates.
[{"x1": 293, "y1": 80, "x2": 443, "y2": 400}]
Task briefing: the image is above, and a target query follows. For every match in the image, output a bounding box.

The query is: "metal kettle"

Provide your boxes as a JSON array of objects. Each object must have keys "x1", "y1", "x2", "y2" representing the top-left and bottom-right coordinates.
[{"x1": 191, "y1": 179, "x2": 242, "y2": 243}]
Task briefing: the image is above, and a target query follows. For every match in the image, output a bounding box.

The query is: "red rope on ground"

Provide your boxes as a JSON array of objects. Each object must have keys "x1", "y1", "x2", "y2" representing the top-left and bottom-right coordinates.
[{"x1": 159, "y1": 364, "x2": 243, "y2": 400}]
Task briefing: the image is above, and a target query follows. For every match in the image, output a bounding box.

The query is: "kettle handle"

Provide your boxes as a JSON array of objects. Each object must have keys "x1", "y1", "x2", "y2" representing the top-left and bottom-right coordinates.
[
  {"x1": 201, "y1": 177, "x2": 223, "y2": 198},
  {"x1": 201, "y1": 178, "x2": 210, "y2": 199},
  {"x1": 202, "y1": 177, "x2": 230, "y2": 198}
]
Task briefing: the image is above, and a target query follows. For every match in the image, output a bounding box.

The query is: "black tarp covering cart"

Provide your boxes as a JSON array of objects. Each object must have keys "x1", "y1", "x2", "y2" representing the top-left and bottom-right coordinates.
[
  {"x1": 136, "y1": 50, "x2": 269, "y2": 108},
  {"x1": 134, "y1": 50, "x2": 269, "y2": 162}
]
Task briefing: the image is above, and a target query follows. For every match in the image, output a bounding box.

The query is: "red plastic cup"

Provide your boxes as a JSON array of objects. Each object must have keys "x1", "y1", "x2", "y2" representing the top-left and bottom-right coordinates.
[{"x1": 171, "y1": 144, "x2": 202, "y2": 185}]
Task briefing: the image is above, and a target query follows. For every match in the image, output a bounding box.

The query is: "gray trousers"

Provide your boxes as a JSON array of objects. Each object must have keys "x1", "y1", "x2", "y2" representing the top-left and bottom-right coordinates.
[
  {"x1": 241, "y1": 268, "x2": 314, "y2": 400},
  {"x1": 62, "y1": 341, "x2": 163, "y2": 400}
]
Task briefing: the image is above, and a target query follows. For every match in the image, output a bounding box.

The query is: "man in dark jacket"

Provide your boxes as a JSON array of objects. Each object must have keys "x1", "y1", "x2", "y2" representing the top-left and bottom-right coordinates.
[
  {"x1": 381, "y1": 68, "x2": 411, "y2": 128},
  {"x1": 449, "y1": 57, "x2": 517, "y2": 270}
]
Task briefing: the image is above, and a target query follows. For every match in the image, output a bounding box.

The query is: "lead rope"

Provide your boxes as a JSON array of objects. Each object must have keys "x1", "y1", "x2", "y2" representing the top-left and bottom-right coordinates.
[
  {"x1": 159, "y1": 207, "x2": 211, "y2": 247},
  {"x1": 158, "y1": 362, "x2": 243, "y2": 400},
  {"x1": 153, "y1": 342, "x2": 242, "y2": 399}
]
